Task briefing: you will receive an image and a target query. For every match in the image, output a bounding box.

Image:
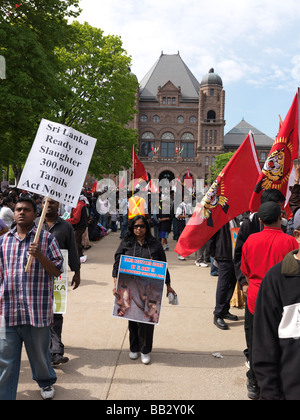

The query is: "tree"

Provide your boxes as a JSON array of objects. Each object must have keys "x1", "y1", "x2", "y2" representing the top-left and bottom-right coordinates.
[
  {"x1": 0, "y1": 1, "x2": 81, "y2": 180},
  {"x1": 54, "y1": 21, "x2": 139, "y2": 176},
  {"x1": 208, "y1": 152, "x2": 234, "y2": 185}
]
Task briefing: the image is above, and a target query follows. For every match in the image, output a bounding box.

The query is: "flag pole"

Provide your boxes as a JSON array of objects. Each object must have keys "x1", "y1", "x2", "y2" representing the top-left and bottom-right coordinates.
[
  {"x1": 25, "y1": 197, "x2": 50, "y2": 273},
  {"x1": 132, "y1": 144, "x2": 135, "y2": 197}
]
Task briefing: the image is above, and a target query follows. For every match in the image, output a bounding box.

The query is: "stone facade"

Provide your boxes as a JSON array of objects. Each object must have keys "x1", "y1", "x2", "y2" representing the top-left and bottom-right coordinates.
[{"x1": 128, "y1": 54, "x2": 226, "y2": 183}]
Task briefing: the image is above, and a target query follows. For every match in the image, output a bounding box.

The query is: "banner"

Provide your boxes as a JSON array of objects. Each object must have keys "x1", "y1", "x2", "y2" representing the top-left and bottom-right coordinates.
[
  {"x1": 54, "y1": 249, "x2": 68, "y2": 315},
  {"x1": 113, "y1": 256, "x2": 167, "y2": 325},
  {"x1": 175, "y1": 133, "x2": 261, "y2": 257},
  {"x1": 18, "y1": 119, "x2": 97, "y2": 208},
  {"x1": 249, "y1": 89, "x2": 300, "y2": 214}
]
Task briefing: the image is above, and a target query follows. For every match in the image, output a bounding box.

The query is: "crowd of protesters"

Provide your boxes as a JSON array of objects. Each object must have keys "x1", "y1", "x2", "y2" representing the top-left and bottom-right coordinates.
[{"x1": 2, "y1": 173, "x2": 300, "y2": 400}]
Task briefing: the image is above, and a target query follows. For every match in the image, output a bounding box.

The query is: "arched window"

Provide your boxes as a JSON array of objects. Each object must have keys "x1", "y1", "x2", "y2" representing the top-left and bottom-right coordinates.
[
  {"x1": 181, "y1": 133, "x2": 194, "y2": 141},
  {"x1": 142, "y1": 132, "x2": 155, "y2": 139},
  {"x1": 141, "y1": 132, "x2": 155, "y2": 157},
  {"x1": 161, "y1": 132, "x2": 175, "y2": 140},
  {"x1": 181, "y1": 133, "x2": 195, "y2": 158},
  {"x1": 207, "y1": 110, "x2": 216, "y2": 120}
]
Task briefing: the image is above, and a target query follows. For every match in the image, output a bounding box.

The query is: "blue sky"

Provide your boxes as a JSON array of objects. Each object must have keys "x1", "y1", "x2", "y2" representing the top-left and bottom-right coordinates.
[{"x1": 77, "y1": 0, "x2": 300, "y2": 140}]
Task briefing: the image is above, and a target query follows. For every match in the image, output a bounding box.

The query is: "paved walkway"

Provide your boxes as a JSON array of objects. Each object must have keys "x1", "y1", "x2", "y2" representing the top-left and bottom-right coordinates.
[{"x1": 17, "y1": 232, "x2": 249, "y2": 400}]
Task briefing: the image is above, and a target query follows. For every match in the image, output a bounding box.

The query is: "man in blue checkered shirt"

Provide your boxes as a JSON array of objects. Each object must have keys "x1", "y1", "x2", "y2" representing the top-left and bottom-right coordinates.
[{"x1": 0, "y1": 196, "x2": 64, "y2": 400}]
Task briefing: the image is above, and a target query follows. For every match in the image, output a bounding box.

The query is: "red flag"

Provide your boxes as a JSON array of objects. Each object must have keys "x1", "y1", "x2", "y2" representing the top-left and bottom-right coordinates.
[
  {"x1": 148, "y1": 179, "x2": 159, "y2": 193},
  {"x1": 91, "y1": 181, "x2": 97, "y2": 193},
  {"x1": 175, "y1": 133, "x2": 261, "y2": 257},
  {"x1": 185, "y1": 169, "x2": 192, "y2": 180},
  {"x1": 118, "y1": 173, "x2": 126, "y2": 190},
  {"x1": 184, "y1": 169, "x2": 193, "y2": 192},
  {"x1": 249, "y1": 90, "x2": 300, "y2": 214},
  {"x1": 132, "y1": 145, "x2": 148, "y2": 182}
]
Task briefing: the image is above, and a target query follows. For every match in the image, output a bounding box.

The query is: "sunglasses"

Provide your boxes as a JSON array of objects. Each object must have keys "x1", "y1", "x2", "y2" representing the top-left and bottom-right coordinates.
[{"x1": 133, "y1": 224, "x2": 146, "y2": 229}]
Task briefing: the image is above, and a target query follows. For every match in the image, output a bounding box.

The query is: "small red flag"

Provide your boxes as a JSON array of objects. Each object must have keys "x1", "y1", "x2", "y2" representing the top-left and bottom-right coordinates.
[
  {"x1": 185, "y1": 169, "x2": 192, "y2": 180},
  {"x1": 175, "y1": 133, "x2": 261, "y2": 257},
  {"x1": 91, "y1": 181, "x2": 97, "y2": 193},
  {"x1": 132, "y1": 145, "x2": 148, "y2": 182}
]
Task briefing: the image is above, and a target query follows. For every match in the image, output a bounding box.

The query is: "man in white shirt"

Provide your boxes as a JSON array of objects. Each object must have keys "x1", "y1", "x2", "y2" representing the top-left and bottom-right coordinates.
[{"x1": 0, "y1": 197, "x2": 14, "y2": 229}]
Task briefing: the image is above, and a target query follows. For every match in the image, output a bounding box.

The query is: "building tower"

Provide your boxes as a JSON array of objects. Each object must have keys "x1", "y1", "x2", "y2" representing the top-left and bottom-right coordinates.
[
  {"x1": 198, "y1": 68, "x2": 225, "y2": 180},
  {"x1": 133, "y1": 53, "x2": 226, "y2": 182}
]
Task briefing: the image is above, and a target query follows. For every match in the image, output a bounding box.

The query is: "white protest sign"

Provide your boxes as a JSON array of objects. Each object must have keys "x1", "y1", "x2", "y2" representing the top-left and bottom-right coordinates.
[
  {"x1": 18, "y1": 118, "x2": 97, "y2": 208},
  {"x1": 54, "y1": 250, "x2": 68, "y2": 315}
]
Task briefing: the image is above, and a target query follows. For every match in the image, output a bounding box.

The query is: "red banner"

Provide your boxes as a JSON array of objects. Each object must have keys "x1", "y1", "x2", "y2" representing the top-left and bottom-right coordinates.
[
  {"x1": 175, "y1": 133, "x2": 261, "y2": 257},
  {"x1": 249, "y1": 90, "x2": 300, "y2": 214}
]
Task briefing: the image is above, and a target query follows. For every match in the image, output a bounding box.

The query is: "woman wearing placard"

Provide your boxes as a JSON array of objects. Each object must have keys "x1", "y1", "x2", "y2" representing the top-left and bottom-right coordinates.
[{"x1": 112, "y1": 215, "x2": 175, "y2": 364}]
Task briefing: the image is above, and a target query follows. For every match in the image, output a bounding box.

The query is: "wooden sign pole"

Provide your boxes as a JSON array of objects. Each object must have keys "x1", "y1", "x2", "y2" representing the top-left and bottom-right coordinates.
[{"x1": 25, "y1": 197, "x2": 50, "y2": 273}]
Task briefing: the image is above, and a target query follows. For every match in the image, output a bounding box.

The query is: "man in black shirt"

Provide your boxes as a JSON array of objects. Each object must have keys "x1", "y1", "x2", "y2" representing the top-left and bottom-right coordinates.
[{"x1": 41, "y1": 198, "x2": 81, "y2": 366}]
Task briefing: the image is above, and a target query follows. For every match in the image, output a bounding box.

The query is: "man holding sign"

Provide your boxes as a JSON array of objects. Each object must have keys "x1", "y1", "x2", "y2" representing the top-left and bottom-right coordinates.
[
  {"x1": 0, "y1": 119, "x2": 96, "y2": 400},
  {"x1": 0, "y1": 197, "x2": 64, "y2": 400}
]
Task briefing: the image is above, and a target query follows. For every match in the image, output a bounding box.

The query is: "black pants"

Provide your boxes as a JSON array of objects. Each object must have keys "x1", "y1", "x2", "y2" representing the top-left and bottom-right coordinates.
[
  {"x1": 129, "y1": 321, "x2": 154, "y2": 354},
  {"x1": 74, "y1": 226, "x2": 86, "y2": 258},
  {"x1": 245, "y1": 304, "x2": 257, "y2": 383},
  {"x1": 50, "y1": 314, "x2": 64, "y2": 355},
  {"x1": 213, "y1": 260, "x2": 237, "y2": 318}
]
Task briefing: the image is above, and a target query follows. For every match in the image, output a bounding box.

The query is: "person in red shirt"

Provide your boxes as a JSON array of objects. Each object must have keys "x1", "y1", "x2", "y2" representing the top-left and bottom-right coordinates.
[
  {"x1": 66, "y1": 195, "x2": 89, "y2": 263},
  {"x1": 241, "y1": 201, "x2": 298, "y2": 400}
]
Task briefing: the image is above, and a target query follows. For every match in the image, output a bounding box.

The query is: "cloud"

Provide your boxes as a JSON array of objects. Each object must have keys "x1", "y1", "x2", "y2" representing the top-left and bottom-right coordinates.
[{"x1": 77, "y1": 0, "x2": 300, "y2": 91}]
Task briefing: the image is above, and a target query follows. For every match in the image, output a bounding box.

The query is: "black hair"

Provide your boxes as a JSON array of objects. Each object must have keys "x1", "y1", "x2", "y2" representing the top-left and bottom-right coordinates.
[
  {"x1": 2, "y1": 196, "x2": 13, "y2": 206},
  {"x1": 258, "y1": 201, "x2": 281, "y2": 225},
  {"x1": 15, "y1": 196, "x2": 37, "y2": 213},
  {"x1": 261, "y1": 189, "x2": 285, "y2": 205},
  {"x1": 125, "y1": 215, "x2": 154, "y2": 243}
]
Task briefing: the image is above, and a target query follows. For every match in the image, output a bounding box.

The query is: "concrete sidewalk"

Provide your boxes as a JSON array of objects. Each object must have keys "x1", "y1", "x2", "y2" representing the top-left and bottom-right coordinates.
[{"x1": 17, "y1": 232, "x2": 249, "y2": 400}]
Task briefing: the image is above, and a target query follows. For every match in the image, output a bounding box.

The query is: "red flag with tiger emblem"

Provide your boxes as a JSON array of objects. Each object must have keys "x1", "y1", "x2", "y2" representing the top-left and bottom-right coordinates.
[
  {"x1": 175, "y1": 133, "x2": 261, "y2": 257},
  {"x1": 249, "y1": 90, "x2": 300, "y2": 215}
]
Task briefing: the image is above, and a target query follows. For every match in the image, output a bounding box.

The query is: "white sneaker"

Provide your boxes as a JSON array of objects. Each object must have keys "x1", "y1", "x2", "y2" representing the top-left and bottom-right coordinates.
[
  {"x1": 129, "y1": 351, "x2": 139, "y2": 360},
  {"x1": 80, "y1": 255, "x2": 87, "y2": 263},
  {"x1": 195, "y1": 261, "x2": 200, "y2": 267},
  {"x1": 141, "y1": 353, "x2": 151, "y2": 364},
  {"x1": 41, "y1": 385, "x2": 55, "y2": 400},
  {"x1": 200, "y1": 263, "x2": 208, "y2": 267},
  {"x1": 178, "y1": 255, "x2": 185, "y2": 260},
  {"x1": 163, "y1": 244, "x2": 169, "y2": 251}
]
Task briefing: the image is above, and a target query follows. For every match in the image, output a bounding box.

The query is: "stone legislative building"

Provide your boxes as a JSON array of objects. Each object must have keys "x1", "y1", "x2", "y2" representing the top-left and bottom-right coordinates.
[{"x1": 128, "y1": 52, "x2": 273, "y2": 184}]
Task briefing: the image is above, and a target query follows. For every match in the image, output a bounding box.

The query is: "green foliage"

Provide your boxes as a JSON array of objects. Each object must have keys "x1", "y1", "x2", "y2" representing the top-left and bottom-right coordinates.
[
  {"x1": 55, "y1": 21, "x2": 139, "y2": 176},
  {"x1": 0, "y1": 2, "x2": 138, "y2": 180},
  {"x1": 208, "y1": 152, "x2": 234, "y2": 185},
  {"x1": 0, "y1": 1, "x2": 81, "y2": 178}
]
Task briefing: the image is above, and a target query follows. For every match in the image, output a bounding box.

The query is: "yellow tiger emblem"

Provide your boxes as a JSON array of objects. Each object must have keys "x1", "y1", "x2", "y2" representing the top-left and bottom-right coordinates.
[
  {"x1": 261, "y1": 148, "x2": 285, "y2": 190},
  {"x1": 200, "y1": 178, "x2": 228, "y2": 222}
]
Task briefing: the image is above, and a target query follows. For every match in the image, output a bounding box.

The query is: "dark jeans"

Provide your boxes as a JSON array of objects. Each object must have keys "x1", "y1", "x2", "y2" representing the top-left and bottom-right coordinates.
[
  {"x1": 128, "y1": 321, "x2": 154, "y2": 354},
  {"x1": 0, "y1": 325, "x2": 56, "y2": 400},
  {"x1": 213, "y1": 260, "x2": 236, "y2": 318}
]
